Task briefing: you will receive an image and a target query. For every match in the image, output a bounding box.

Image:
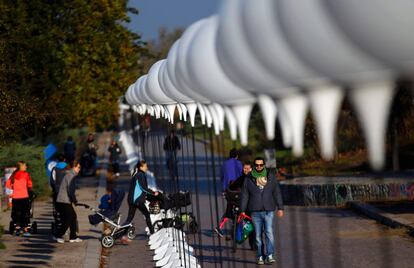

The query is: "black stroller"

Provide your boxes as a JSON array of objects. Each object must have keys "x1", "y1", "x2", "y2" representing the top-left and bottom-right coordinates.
[
  {"x1": 9, "y1": 191, "x2": 38, "y2": 235},
  {"x1": 225, "y1": 189, "x2": 256, "y2": 252},
  {"x1": 149, "y1": 191, "x2": 198, "y2": 234},
  {"x1": 82, "y1": 188, "x2": 136, "y2": 248}
]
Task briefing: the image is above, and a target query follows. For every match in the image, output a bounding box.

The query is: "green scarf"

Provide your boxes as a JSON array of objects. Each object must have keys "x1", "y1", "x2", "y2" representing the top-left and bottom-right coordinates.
[{"x1": 252, "y1": 167, "x2": 267, "y2": 179}]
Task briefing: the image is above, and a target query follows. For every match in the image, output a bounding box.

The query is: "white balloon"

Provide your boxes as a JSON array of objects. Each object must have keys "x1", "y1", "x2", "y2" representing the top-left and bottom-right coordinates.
[
  {"x1": 131, "y1": 79, "x2": 145, "y2": 105},
  {"x1": 216, "y1": 0, "x2": 288, "y2": 96},
  {"x1": 159, "y1": 59, "x2": 193, "y2": 103},
  {"x1": 146, "y1": 61, "x2": 175, "y2": 104},
  {"x1": 241, "y1": 0, "x2": 322, "y2": 87},
  {"x1": 276, "y1": 0, "x2": 390, "y2": 85},
  {"x1": 325, "y1": 0, "x2": 414, "y2": 73},
  {"x1": 279, "y1": 94, "x2": 308, "y2": 157},
  {"x1": 125, "y1": 84, "x2": 135, "y2": 105},
  {"x1": 186, "y1": 15, "x2": 254, "y2": 105},
  {"x1": 349, "y1": 82, "x2": 395, "y2": 170},
  {"x1": 224, "y1": 106, "x2": 238, "y2": 141},
  {"x1": 257, "y1": 95, "x2": 278, "y2": 140},
  {"x1": 186, "y1": 103, "x2": 198, "y2": 127},
  {"x1": 308, "y1": 86, "x2": 344, "y2": 160},
  {"x1": 135, "y1": 75, "x2": 155, "y2": 104}
]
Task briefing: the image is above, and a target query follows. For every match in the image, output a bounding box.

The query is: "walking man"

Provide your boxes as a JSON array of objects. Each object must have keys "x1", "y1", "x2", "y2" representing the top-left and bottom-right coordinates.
[
  {"x1": 239, "y1": 157, "x2": 284, "y2": 265},
  {"x1": 163, "y1": 130, "x2": 181, "y2": 180},
  {"x1": 54, "y1": 161, "x2": 82, "y2": 243},
  {"x1": 108, "y1": 139, "x2": 122, "y2": 177}
]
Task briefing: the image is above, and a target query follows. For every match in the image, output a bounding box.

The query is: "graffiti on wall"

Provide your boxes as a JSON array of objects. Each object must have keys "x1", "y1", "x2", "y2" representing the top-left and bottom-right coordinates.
[{"x1": 281, "y1": 181, "x2": 414, "y2": 206}]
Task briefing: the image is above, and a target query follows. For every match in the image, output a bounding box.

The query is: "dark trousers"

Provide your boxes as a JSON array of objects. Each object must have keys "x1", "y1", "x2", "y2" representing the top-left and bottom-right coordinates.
[
  {"x1": 55, "y1": 202, "x2": 77, "y2": 239},
  {"x1": 11, "y1": 198, "x2": 30, "y2": 228},
  {"x1": 112, "y1": 162, "x2": 120, "y2": 174},
  {"x1": 126, "y1": 202, "x2": 154, "y2": 234}
]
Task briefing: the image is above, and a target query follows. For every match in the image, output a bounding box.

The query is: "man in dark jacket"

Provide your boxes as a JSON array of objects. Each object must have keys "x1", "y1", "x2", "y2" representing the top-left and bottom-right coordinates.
[
  {"x1": 239, "y1": 157, "x2": 284, "y2": 265},
  {"x1": 64, "y1": 136, "x2": 76, "y2": 164},
  {"x1": 108, "y1": 139, "x2": 122, "y2": 176},
  {"x1": 125, "y1": 160, "x2": 159, "y2": 235},
  {"x1": 163, "y1": 130, "x2": 181, "y2": 179}
]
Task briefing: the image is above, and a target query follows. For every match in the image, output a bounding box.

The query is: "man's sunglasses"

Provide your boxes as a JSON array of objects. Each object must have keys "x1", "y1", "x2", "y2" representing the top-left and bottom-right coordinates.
[{"x1": 255, "y1": 164, "x2": 264, "y2": 167}]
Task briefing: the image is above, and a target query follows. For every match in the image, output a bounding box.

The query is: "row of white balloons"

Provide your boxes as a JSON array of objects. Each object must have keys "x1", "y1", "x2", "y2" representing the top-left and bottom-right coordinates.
[{"x1": 125, "y1": 0, "x2": 414, "y2": 170}]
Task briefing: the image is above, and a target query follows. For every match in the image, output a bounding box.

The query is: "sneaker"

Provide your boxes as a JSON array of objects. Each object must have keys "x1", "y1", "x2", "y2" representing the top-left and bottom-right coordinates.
[
  {"x1": 69, "y1": 238, "x2": 83, "y2": 243},
  {"x1": 257, "y1": 256, "x2": 265, "y2": 265},
  {"x1": 214, "y1": 227, "x2": 224, "y2": 238},
  {"x1": 56, "y1": 238, "x2": 65, "y2": 244},
  {"x1": 265, "y1": 254, "x2": 276, "y2": 264}
]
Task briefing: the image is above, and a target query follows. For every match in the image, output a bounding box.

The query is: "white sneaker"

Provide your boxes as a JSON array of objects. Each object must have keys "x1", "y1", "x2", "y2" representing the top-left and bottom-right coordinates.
[
  {"x1": 56, "y1": 238, "x2": 65, "y2": 244},
  {"x1": 69, "y1": 238, "x2": 83, "y2": 243}
]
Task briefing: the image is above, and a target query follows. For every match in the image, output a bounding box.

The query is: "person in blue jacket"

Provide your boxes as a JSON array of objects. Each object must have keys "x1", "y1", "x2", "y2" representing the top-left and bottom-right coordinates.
[
  {"x1": 125, "y1": 160, "x2": 159, "y2": 234},
  {"x1": 214, "y1": 149, "x2": 242, "y2": 237}
]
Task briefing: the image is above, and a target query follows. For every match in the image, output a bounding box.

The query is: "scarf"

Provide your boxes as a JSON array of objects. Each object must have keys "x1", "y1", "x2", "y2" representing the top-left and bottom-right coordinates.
[{"x1": 252, "y1": 167, "x2": 267, "y2": 189}]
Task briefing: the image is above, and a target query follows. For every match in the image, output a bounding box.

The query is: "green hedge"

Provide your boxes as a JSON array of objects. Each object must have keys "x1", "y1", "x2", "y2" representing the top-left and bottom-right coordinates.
[{"x1": 0, "y1": 143, "x2": 49, "y2": 198}]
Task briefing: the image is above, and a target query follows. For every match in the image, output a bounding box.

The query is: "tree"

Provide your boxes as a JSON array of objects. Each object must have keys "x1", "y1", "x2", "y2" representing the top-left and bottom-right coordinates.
[
  {"x1": 0, "y1": 0, "x2": 146, "y2": 143},
  {"x1": 140, "y1": 26, "x2": 183, "y2": 74}
]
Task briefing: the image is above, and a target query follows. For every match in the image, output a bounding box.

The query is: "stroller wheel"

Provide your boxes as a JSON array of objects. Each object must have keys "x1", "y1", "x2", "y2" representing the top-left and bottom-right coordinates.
[
  {"x1": 127, "y1": 226, "x2": 136, "y2": 240},
  {"x1": 31, "y1": 221, "x2": 38, "y2": 234},
  {"x1": 101, "y1": 235, "x2": 115, "y2": 248},
  {"x1": 9, "y1": 221, "x2": 15, "y2": 235}
]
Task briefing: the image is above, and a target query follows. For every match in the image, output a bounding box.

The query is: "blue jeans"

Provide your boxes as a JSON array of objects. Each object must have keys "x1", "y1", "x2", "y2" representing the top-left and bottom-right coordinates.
[{"x1": 251, "y1": 211, "x2": 275, "y2": 257}]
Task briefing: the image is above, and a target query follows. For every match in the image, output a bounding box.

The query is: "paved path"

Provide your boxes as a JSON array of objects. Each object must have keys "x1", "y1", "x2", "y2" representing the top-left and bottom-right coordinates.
[
  {"x1": 107, "y1": 131, "x2": 414, "y2": 268},
  {"x1": 0, "y1": 132, "x2": 111, "y2": 268}
]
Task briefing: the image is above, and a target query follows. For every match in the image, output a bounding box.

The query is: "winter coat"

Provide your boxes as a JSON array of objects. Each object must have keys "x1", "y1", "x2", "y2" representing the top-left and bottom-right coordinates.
[
  {"x1": 240, "y1": 170, "x2": 284, "y2": 213},
  {"x1": 6, "y1": 171, "x2": 33, "y2": 199},
  {"x1": 127, "y1": 170, "x2": 155, "y2": 206},
  {"x1": 56, "y1": 169, "x2": 78, "y2": 204},
  {"x1": 221, "y1": 158, "x2": 242, "y2": 191}
]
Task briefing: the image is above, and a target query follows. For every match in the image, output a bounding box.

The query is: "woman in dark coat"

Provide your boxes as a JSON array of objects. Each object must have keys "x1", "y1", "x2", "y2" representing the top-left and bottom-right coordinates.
[{"x1": 125, "y1": 160, "x2": 159, "y2": 234}]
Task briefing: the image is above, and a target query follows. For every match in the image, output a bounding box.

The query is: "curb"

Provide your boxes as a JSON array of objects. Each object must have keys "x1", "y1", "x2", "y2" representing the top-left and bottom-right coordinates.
[
  {"x1": 348, "y1": 201, "x2": 414, "y2": 235},
  {"x1": 83, "y1": 137, "x2": 110, "y2": 268}
]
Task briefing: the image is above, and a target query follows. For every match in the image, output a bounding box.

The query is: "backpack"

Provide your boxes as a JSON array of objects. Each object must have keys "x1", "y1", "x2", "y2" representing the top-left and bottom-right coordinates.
[{"x1": 50, "y1": 166, "x2": 66, "y2": 193}]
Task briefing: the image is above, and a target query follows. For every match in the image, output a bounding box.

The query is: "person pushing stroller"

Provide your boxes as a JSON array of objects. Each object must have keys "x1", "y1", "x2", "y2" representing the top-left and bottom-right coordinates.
[
  {"x1": 54, "y1": 161, "x2": 83, "y2": 243},
  {"x1": 6, "y1": 161, "x2": 34, "y2": 237},
  {"x1": 124, "y1": 160, "x2": 159, "y2": 236}
]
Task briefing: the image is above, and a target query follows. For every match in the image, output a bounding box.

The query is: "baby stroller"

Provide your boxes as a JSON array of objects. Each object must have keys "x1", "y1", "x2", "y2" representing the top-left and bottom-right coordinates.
[
  {"x1": 149, "y1": 191, "x2": 198, "y2": 234},
  {"x1": 9, "y1": 191, "x2": 38, "y2": 235},
  {"x1": 82, "y1": 188, "x2": 136, "y2": 248},
  {"x1": 225, "y1": 189, "x2": 255, "y2": 252}
]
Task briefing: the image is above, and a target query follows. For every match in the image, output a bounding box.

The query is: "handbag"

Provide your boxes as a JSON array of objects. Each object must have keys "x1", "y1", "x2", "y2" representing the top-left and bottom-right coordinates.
[{"x1": 235, "y1": 214, "x2": 254, "y2": 244}]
